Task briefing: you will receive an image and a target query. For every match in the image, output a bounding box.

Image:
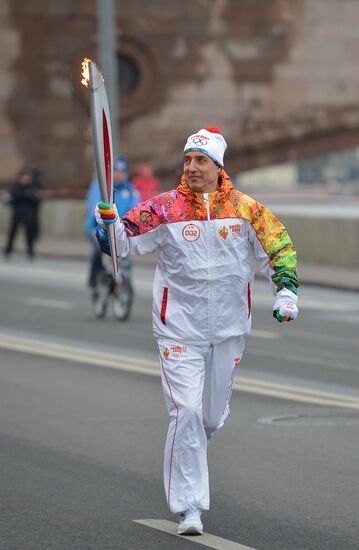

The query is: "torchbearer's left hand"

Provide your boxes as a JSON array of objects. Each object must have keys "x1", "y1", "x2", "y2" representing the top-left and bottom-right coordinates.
[
  {"x1": 273, "y1": 288, "x2": 298, "y2": 322},
  {"x1": 95, "y1": 201, "x2": 119, "y2": 227}
]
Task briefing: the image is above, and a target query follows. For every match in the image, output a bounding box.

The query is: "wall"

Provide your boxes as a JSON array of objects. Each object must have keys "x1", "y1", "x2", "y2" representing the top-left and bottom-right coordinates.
[
  {"x1": 1, "y1": 0, "x2": 359, "y2": 191},
  {"x1": 0, "y1": 200, "x2": 358, "y2": 268}
]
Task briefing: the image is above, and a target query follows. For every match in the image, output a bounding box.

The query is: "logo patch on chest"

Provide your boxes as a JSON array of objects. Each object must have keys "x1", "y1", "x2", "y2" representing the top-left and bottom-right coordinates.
[
  {"x1": 229, "y1": 224, "x2": 241, "y2": 238},
  {"x1": 218, "y1": 224, "x2": 241, "y2": 240},
  {"x1": 182, "y1": 224, "x2": 200, "y2": 242},
  {"x1": 218, "y1": 226, "x2": 229, "y2": 240}
]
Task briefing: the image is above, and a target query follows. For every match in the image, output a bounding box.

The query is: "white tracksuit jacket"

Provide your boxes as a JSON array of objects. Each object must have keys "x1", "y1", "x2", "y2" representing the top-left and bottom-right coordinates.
[{"x1": 97, "y1": 172, "x2": 299, "y2": 344}]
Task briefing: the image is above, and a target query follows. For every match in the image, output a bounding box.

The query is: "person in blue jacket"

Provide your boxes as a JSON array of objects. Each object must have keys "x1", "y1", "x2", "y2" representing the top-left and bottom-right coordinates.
[{"x1": 84, "y1": 155, "x2": 140, "y2": 287}]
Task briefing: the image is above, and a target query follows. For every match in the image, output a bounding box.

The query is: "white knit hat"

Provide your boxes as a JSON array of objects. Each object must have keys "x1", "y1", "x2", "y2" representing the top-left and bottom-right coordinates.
[{"x1": 184, "y1": 127, "x2": 227, "y2": 168}]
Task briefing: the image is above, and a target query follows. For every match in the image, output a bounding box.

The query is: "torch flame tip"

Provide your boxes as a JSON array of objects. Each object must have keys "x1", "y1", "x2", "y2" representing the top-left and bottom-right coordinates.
[{"x1": 81, "y1": 57, "x2": 91, "y2": 88}]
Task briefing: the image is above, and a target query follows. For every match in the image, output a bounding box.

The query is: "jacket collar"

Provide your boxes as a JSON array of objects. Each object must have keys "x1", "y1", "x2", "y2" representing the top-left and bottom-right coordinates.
[{"x1": 177, "y1": 170, "x2": 234, "y2": 203}]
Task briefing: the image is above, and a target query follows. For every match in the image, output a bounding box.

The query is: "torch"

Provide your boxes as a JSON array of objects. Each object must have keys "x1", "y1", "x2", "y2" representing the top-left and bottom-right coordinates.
[{"x1": 81, "y1": 57, "x2": 119, "y2": 279}]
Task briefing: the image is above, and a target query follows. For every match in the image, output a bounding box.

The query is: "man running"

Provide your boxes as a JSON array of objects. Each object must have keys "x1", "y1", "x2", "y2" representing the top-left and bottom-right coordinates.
[{"x1": 95, "y1": 127, "x2": 299, "y2": 535}]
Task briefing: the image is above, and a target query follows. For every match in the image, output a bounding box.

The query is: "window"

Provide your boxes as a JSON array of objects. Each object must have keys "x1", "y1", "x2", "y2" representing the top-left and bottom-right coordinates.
[
  {"x1": 117, "y1": 37, "x2": 159, "y2": 119},
  {"x1": 117, "y1": 53, "x2": 139, "y2": 96}
]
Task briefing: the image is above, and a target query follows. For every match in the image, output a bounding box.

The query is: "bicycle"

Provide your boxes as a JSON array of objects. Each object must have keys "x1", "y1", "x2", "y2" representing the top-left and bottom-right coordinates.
[{"x1": 91, "y1": 255, "x2": 133, "y2": 321}]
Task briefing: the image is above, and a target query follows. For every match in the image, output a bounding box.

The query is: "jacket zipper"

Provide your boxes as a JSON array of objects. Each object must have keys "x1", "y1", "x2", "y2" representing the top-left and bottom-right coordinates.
[
  {"x1": 204, "y1": 192, "x2": 210, "y2": 220},
  {"x1": 203, "y1": 193, "x2": 214, "y2": 342}
]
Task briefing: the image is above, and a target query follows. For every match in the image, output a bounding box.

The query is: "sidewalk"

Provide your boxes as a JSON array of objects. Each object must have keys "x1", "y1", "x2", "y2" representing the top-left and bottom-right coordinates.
[{"x1": 1, "y1": 236, "x2": 359, "y2": 292}]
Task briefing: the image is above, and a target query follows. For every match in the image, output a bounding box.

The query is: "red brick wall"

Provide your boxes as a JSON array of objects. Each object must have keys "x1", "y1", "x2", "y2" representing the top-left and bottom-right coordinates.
[{"x1": 1, "y1": 0, "x2": 359, "y2": 193}]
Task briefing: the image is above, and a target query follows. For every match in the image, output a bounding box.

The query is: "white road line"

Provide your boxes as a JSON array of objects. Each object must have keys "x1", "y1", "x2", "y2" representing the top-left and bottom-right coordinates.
[
  {"x1": 233, "y1": 380, "x2": 359, "y2": 409},
  {"x1": 134, "y1": 519, "x2": 257, "y2": 550},
  {"x1": 246, "y1": 347, "x2": 357, "y2": 372},
  {"x1": 1, "y1": 263, "x2": 358, "y2": 313},
  {"x1": 1, "y1": 333, "x2": 359, "y2": 410},
  {"x1": 26, "y1": 297, "x2": 73, "y2": 309},
  {"x1": 0, "y1": 334, "x2": 158, "y2": 375},
  {"x1": 251, "y1": 294, "x2": 359, "y2": 312},
  {"x1": 0, "y1": 264, "x2": 86, "y2": 282},
  {"x1": 249, "y1": 329, "x2": 280, "y2": 340}
]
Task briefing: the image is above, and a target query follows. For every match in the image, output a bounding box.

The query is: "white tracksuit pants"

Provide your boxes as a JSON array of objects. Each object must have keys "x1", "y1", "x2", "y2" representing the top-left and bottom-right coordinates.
[{"x1": 157, "y1": 335, "x2": 245, "y2": 514}]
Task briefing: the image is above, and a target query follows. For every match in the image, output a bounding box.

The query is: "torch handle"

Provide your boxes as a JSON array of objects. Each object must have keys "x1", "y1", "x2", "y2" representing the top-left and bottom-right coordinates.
[
  {"x1": 88, "y1": 60, "x2": 119, "y2": 280},
  {"x1": 107, "y1": 224, "x2": 120, "y2": 281}
]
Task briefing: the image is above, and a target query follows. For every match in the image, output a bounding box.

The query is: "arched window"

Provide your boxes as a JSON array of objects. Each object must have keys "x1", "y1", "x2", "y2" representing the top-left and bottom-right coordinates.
[{"x1": 117, "y1": 53, "x2": 139, "y2": 96}]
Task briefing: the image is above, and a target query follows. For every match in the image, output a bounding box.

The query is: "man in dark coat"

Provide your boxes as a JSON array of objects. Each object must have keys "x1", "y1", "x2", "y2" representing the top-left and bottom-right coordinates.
[{"x1": 3, "y1": 167, "x2": 41, "y2": 259}]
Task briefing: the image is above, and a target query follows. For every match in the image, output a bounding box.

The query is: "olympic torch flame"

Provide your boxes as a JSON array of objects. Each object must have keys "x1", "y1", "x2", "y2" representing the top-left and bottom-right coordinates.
[
  {"x1": 81, "y1": 57, "x2": 90, "y2": 88},
  {"x1": 80, "y1": 57, "x2": 119, "y2": 279}
]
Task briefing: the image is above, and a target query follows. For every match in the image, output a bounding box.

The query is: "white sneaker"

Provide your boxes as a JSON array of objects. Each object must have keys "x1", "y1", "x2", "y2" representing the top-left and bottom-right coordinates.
[{"x1": 177, "y1": 505, "x2": 203, "y2": 535}]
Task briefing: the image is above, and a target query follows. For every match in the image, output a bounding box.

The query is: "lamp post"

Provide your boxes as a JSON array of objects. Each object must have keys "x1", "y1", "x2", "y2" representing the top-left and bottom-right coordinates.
[{"x1": 97, "y1": 0, "x2": 119, "y2": 153}]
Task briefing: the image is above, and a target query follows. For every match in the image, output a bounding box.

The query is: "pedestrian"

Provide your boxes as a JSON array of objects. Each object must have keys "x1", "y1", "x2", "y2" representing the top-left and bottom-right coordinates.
[
  {"x1": 95, "y1": 128, "x2": 299, "y2": 535},
  {"x1": 30, "y1": 166, "x2": 45, "y2": 242},
  {"x1": 85, "y1": 155, "x2": 140, "y2": 287},
  {"x1": 3, "y1": 166, "x2": 41, "y2": 259},
  {"x1": 132, "y1": 163, "x2": 160, "y2": 202}
]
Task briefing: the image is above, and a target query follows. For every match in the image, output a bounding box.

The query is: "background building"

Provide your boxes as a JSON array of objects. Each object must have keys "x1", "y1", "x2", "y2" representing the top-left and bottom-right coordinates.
[{"x1": 1, "y1": 0, "x2": 359, "y2": 194}]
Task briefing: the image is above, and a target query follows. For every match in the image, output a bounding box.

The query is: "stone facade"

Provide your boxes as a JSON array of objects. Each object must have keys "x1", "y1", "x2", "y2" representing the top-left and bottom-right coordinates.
[{"x1": 1, "y1": 0, "x2": 359, "y2": 193}]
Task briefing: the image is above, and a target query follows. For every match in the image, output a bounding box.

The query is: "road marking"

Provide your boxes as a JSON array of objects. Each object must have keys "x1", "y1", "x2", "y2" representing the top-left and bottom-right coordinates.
[
  {"x1": 26, "y1": 297, "x2": 73, "y2": 309},
  {"x1": 0, "y1": 334, "x2": 159, "y2": 375},
  {"x1": 134, "y1": 519, "x2": 257, "y2": 549},
  {"x1": 232, "y1": 378, "x2": 359, "y2": 409},
  {"x1": 0, "y1": 263, "x2": 86, "y2": 282},
  {"x1": 1, "y1": 263, "x2": 358, "y2": 313},
  {"x1": 251, "y1": 294, "x2": 359, "y2": 312},
  {"x1": 246, "y1": 347, "x2": 357, "y2": 372},
  {"x1": 1, "y1": 332, "x2": 359, "y2": 410},
  {"x1": 249, "y1": 329, "x2": 280, "y2": 340},
  {"x1": 285, "y1": 327, "x2": 359, "y2": 349}
]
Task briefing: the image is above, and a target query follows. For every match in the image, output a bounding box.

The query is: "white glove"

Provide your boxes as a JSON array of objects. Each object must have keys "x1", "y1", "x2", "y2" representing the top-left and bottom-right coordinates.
[
  {"x1": 95, "y1": 201, "x2": 119, "y2": 228},
  {"x1": 273, "y1": 288, "x2": 298, "y2": 322}
]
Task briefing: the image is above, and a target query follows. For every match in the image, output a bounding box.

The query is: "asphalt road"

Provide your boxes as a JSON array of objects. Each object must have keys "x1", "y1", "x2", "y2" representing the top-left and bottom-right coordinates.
[{"x1": 0, "y1": 256, "x2": 358, "y2": 550}]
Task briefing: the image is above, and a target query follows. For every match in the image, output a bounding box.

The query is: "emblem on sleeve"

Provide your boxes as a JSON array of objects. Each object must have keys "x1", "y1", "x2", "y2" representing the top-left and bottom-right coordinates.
[
  {"x1": 139, "y1": 210, "x2": 153, "y2": 225},
  {"x1": 182, "y1": 224, "x2": 200, "y2": 242}
]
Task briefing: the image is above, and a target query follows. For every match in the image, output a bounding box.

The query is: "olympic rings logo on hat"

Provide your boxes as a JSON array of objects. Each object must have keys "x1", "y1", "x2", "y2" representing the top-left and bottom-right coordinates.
[{"x1": 190, "y1": 135, "x2": 209, "y2": 146}]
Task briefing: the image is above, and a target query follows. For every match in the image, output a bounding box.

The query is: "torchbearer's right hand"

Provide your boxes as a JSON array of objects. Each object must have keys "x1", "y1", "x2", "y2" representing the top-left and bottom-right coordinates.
[
  {"x1": 95, "y1": 201, "x2": 119, "y2": 227},
  {"x1": 273, "y1": 288, "x2": 298, "y2": 323}
]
